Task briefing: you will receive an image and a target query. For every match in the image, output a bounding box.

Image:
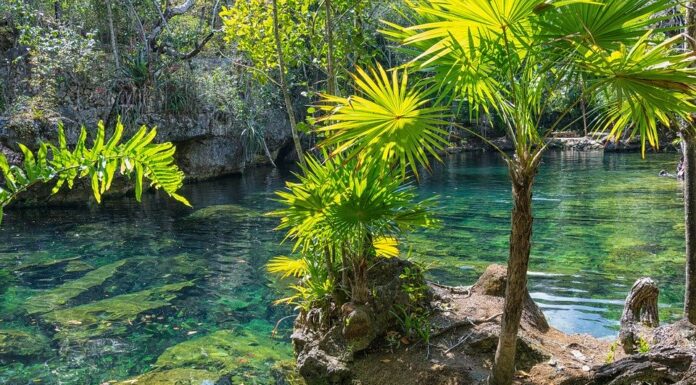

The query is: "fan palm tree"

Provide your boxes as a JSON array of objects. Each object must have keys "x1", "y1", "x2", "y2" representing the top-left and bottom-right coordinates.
[
  {"x1": 270, "y1": 150, "x2": 438, "y2": 306},
  {"x1": 317, "y1": 1, "x2": 696, "y2": 384}
]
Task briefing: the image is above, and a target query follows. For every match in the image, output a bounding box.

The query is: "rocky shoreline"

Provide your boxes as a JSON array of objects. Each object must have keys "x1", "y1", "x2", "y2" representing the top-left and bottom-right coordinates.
[
  {"x1": 446, "y1": 135, "x2": 678, "y2": 154},
  {"x1": 292, "y1": 262, "x2": 696, "y2": 385}
]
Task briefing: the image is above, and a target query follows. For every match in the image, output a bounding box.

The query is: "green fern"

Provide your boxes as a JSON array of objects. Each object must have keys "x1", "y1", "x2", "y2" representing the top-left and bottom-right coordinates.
[{"x1": 0, "y1": 117, "x2": 190, "y2": 224}]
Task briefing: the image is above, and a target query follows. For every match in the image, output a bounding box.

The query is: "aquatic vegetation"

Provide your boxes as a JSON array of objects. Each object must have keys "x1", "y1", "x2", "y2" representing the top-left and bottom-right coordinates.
[
  {"x1": 24, "y1": 259, "x2": 127, "y2": 314},
  {"x1": 0, "y1": 328, "x2": 51, "y2": 359},
  {"x1": 116, "y1": 368, "x2": 218, "y2": 385},
  {"x1": 118, "y1": 323, "x2": 292, "y2": 385},
  {"x1": 0, "y1": 269, "x2": 15, "y2": 295},
  {"x1": 155, "y1": 328, "x2": 289, "y2": 371},
  {"x1": 42, "y1": 281, "x2": 194, "y2": 340},
  {"x1": 185, "y1": 204, "x2": 261, "y2": 221},
  {"x1": 63, "y1": 260, "x2": 94, "y2": 273}
]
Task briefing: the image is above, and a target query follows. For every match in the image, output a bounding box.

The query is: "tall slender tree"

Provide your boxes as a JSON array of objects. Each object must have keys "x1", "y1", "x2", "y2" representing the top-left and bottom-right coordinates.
[
  {"x1": 683, "y1": 1, "x2": 696, "y2": 324},
  {"x1": 271, "y1": 0, "x2": 305, "y2": 164},
  {"x1": 105, "y1": 0, "x2": 120, "y2": 69}
]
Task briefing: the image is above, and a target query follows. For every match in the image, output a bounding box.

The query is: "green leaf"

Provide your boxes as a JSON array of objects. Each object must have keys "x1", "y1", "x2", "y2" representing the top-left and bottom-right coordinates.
[{"x1": 134, "y1": 162, "x2": 143, "y2": 202}]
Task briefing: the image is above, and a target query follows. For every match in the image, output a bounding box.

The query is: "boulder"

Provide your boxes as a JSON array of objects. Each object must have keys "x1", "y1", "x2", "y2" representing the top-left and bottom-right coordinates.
[
  {"x1": 471, "y1": 264, "x2": 549, "y2": 332},
  {"x1": 292, "y1": 258, "x2": 429, "y2": 385}
]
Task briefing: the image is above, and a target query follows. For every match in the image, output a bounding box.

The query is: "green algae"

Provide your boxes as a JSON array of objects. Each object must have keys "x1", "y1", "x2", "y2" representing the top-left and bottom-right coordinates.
[
  {"x1": 184, "y1": 204, "x2": 261, "y2": 221},
  {"x1": 64, "y1": 260, "x2": 94, "y2": 273},
  {"x1": 0, "y1": 328, "x2": 51, "y2": 359},
  {"x1": 0, "y1": 269, "x2": 15, "y2": 295},
  {"x1": 43, "y1": 281, "x2": 194, "y2": 340},
  {"x1": 116, "y1": 368, "x2": 218, "y2": 385},
  {"x1": 154, "y1": 328, "x2": 290, "y2": 372},
  {"x1": 24, "y1": 259, "x2": 128, "y2": 315},
  {"x1": 115, "y1": 322, "x2": 293, "y2": 385}
]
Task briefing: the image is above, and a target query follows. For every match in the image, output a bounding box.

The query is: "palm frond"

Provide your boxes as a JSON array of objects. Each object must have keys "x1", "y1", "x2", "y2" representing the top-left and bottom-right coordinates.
[
  {"x1": 581, "y1": 33, "x2": 696, "y2": 155},
  {"x1": 374, "y1": 236, "x2": 400, "y2": 258},
  {"x1": 267, "y1": 256, "x2": 309, "y2": 278},
  {"x1": 317, "y1": 64, "x2": 450, "y2": 177}
]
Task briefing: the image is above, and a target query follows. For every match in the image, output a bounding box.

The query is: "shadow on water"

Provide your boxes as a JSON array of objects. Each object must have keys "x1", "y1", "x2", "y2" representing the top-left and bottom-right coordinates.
[{"x1": 0, "y1": 151, "x2": 686, "y2": 384}]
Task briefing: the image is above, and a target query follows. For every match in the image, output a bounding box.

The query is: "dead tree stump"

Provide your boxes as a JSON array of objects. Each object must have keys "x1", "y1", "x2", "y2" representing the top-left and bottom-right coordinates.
[{"x1": 619, "y1": 277, "x2": 659, "y2": 354}]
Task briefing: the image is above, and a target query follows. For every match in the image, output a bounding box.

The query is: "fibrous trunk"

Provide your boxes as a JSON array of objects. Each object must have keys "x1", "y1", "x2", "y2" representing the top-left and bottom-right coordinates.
[
  {"x1": 684, "y1": 0, "x2": 696, "y2": 325},
  {"x1": 489, "y1": 162, "x2": 535, "y2": 385},
  {"x1": 683, "y1": 131, "x2": 696, "y2": 324}
]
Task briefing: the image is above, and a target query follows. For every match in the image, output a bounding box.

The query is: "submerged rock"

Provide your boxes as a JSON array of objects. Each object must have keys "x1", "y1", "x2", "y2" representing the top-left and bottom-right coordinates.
[
  {"x1": 184, "y1": 204, "x2": 261, "y2": 222},
  {"x1": 155, "y1": 329, "x2": 289, "y2": 371},
  {"x1": 24, "y1": 259, "x2": 127, "y2": 314},
  {"x1": 42, "y1": 281, "x2": 194, "y2": 340},
  {"x1": 115, "y1": 368, "x2": 218, "y2": 385},
  {"x1": 0, "y1": 328, "x2": 51, "y2": 359},
  {"x1": 292, "y1": 258, "x2": 428, "y2": 385},
  {"x1": 117, "y1": 324, "x2": 292, "y2": 385}
]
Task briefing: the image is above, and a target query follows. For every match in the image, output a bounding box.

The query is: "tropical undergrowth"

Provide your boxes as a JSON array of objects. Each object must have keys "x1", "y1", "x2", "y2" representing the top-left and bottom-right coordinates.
[{"x1": 266, "y1": 66, "x2": 447, "y2": 340}]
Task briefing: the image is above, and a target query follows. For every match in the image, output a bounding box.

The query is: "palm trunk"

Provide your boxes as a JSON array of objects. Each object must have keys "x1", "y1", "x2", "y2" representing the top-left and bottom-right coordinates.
[
  {"x1": 683, "y1": 0, "x2": 696, "y2": 324},
  {"x1": 683, "y1": 132, "x2": 696, "y2": 323},
  {"x1": 271, "y1": 0, "x2": 305, "y2": 165},
  {"x1": 490, "y1": 162, "x2": 535, "y2": 385}
]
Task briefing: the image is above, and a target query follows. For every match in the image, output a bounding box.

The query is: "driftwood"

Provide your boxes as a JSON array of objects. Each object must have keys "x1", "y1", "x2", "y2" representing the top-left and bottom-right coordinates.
[
  {"x1": 619, "y1": 277, "x2": 660, "y2": 353},
  {"x1": 579, "y1": 346, "x2": 696, "y2": 385}
]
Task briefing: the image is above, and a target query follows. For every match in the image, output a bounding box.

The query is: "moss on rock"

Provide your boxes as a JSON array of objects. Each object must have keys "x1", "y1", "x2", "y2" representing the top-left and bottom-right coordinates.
[
  {"x1": 24, "y1": 259, "x2": 127, "y2": 315},
  {"x1": 154, "y1": 328, "x2": 290, "y2": 372},
  {"x1": 115, "y1": 368, "x2": 218, "y2": 385},
  {"x1": 115, "y1": 324, "x2": 292, "y2": 385},
  {"x1": 0, "y1": 328, "x2": 51, "y2": 359},
  {"x1": 184, "y1": 204, "x2": 261, "y2": 222},
  {"x1": 42, "y1": 281, "x2": 194, "y2": 340}
]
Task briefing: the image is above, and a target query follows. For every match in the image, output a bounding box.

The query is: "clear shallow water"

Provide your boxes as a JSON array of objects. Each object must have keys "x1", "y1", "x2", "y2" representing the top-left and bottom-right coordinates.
[{"x1": 0, "y1": 150, "x2": 685, "y2": 384}]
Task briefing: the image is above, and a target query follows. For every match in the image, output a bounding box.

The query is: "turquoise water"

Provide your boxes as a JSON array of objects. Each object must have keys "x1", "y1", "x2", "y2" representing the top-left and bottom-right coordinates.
[{"x1": 0, "y1": 150, "x2": 685, "y2": 384}]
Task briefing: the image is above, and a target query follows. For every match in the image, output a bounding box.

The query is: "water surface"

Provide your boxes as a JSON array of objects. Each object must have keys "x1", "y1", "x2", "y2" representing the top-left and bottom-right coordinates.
[{"x1": 0, "y1": 150, "x2": 685, "y2": 384}]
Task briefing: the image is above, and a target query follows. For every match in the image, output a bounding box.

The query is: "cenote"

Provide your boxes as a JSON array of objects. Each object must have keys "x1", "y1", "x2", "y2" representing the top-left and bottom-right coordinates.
[{"x1": 0, "y1": 150, "x2": 685, "y2": 384}]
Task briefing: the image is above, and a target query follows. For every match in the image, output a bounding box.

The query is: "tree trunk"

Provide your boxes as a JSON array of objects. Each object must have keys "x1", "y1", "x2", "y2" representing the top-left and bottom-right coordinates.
[
  {"x1": 54, "y1": 1, "x2": 62, "y2": 20},
  {"x1": 324, "y1": 0, "x2": 336, "y2": 95},
  {"x1": 105, "y1": 0, "x2": 120, "y2": 70},
  {"x1": 580, "y1": 77, "x2": 588, "y2": 137},
  {"x1": 683, "y1": 131, "x2": 696, "y2": 323},
  {"x1": 684, "y1": 2, "x2": 696, "y2": 324},
  {"x1": 489, "y1": 162, "x2": 535, "y2": 385},
  {"x1": 271, "y1": 0, "x2": 305, "y2": 165}
]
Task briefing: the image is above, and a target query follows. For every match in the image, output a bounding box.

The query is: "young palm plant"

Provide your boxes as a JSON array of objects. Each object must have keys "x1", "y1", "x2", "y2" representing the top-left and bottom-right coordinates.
[
  {"x1": 269, "y1": 150, "x2": 438, "y2": 310},
  {"x1": 317, "y1": 1, "x2": 696, "y2": 384}
]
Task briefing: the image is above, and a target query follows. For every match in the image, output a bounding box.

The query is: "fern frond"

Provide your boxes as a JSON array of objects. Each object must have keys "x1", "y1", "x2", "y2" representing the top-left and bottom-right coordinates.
[{"x1": 0, "y1": 117, "x2": 190, "y2": 224}]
